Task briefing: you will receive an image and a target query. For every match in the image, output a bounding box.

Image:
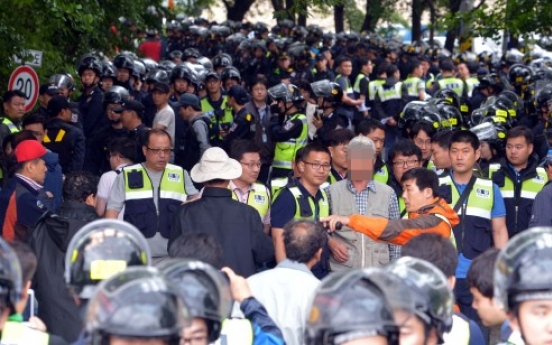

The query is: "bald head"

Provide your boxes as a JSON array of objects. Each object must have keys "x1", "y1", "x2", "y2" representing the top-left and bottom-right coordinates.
[{"x1": 284, "y1": 220, "x2": 327, "y2": 264}]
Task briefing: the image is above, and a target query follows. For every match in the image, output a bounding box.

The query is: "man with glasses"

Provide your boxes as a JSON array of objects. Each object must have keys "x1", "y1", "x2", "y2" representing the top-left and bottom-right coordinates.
[
  {"x1": 271, "y1": 143, "x2": 331, "y2": 278},
  {"x1": 106, "y1": 129, "x2": 197, "y2": 263},
  {"x1": 229, "y1": 140, "x2": 271, "y2": 234}
]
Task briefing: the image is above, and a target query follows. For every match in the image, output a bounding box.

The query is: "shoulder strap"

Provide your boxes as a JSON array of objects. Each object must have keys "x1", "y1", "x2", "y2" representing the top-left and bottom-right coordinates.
[{"x1": 453, "y1": 175, "x2": 477, "y2": 213}]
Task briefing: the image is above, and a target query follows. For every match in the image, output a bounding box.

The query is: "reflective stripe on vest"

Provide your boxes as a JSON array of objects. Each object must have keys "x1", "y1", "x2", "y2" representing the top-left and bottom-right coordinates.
[
  {"x1": 439, "y1": 175, "x2": 493, "y2": 219},
  {"x1": 437, "y1": 77, "x2": 464, "y2": 97},
  {"x1": 218, "y1": 318, "x2": 254, "y2": 345},
  {"x1": 288, "y1": 186, "x2": 329, "y2": 220},
  {"x1": 272, "y1": 114, "x2": 308, "y2": 169},
  {"x1": 373, "y1": 165, "x2": 389, "y2": 185},
  {"x1": 201, "y1": 95, "x2": 234, "y2": 141},
  {"x1": 376, "y1": 82, "x2": 403, "y2": 102},
  {"x1": 466, "y1": 77, "x2": 480, "y2": 97},
  {"x1": 231, "y1": 183, "x2": 270, "y2": 219},
  {"x1": 1, "y1": 118, "x2": 19, "y2": 134},
  {"x1": 489, "y1": 164, "x2": 547, "y2": 200},
  {"x1": 404, "y1": 76, "x2": 422, "y2": 97},
  {"x1": 335, "y1": 74, "x2": 353, "y2": 94},
  {"x1": 270, "y1": 177, "x2": 290, "y2": 198},
  {"x1": 368, "y1": 80, "x2": 385, "y2": 101},
  {"x1": 1, "y1": 321, "x2": 49, "y2": 345},
  {"x1": 398, "y1": 196, "x2": 408, "y2": 219},
  {"x1": 124, "y1": 164, "x2": 187, "y2": 202},
  {"x1": 43, "y1": 129, "x2": 66, "y2": 143},
  {"x1": 353, "y1": 73, "x2": 368, "y2": 94}
]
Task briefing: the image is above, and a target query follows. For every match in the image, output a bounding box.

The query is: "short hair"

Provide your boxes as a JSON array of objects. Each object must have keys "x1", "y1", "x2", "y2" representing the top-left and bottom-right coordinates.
[
  {"x1": 229, "y1": 140, "x2": 261, "y2": 161},
  {"x1": 337, "y1": 56, "x2": 352, "y2": 66},
  {"x1": 431, "y1": 130, "x2": 453, "y2": 149},
  {"x1": 389, "y1": 140, "x2": 423, "y2": 163},
  {"x1": 9, "y1": 241, "x2": 36, "y2": 283},
  {"x1": 325, "y1": 129, "x2": 354, "y2": 147},
  {"x1": 506, "y1": 126, "x2": 534, "y2": 145},
  {"x1": 12, "y1": 131, "x2": 38, "y2": 149},
  {"x1": 359, "y1": 56, "x2": 372, "y2": 67},
  {"x1": 377, "y1": 62, "x2": 389, "y2": 76},
  {"x1": 401, "y1": 167, "x2": 439, "y2": 197},
  {"x1": 294, "y1": 147, "x2": 306, "y2": 165},
  {"x1": 467, "y1": 61, "x2": 479, "y2": 74},
  {"x1": 108, "y1": 137, "x2": 137, "y2": 163},
  {"x1": 386, "y1": 64, "x2": 398, "y2": 77},
  {"x1": 440, "y1": 59, "x2": 455, "y2": 72},
  {"x1": 401, "y1": 233, "x2": 458, "y2": 278},
  {"x1": 449, "y1": 130, "x2": 480, "y2": 151},
  {"x1": 356, "y1": 118, "x2": 385, "y2": 136},
  {"x1": 467, "y1": 248, "x2": 500, "y2": 298},
  {"x1": 22, "y1": 113, "x2": 47, "y2": 130},
  {"x1": 249, "y1": 76, "x2": 268, "y2": 90},
  {"x1": 409, "y1": 121, "x2": 437, "y2": 140},
  {"x1": 408, "y1": 58, "x2": 422, "y2": 74},
  {"x1": 144, "y1": 128, "x2": 172, "y2": 147},
  {"x1": 63, "y1": 171, "x2": 99, "y2": 202},
  {"x1": 283, "y1": 220, "x2": 327, "y2": 263},
  {"x1": 301, "y1": 142, "x2": 331, "y2": 160},
  {"x1": 168, "y1": 233, "x2": 223, "y2": 268},
  {"x1": 2, "y1": 90, "x2": 26, "y2": 104}
]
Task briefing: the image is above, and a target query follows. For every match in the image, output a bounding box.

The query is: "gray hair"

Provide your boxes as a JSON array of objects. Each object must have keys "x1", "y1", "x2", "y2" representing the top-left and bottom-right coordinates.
[{"x1": 348, "y1": 136, "x2": 375, "y2": 159}]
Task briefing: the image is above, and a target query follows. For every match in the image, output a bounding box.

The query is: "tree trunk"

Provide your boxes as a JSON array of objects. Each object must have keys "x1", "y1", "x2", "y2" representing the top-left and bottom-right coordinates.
[
  {"x1": 224, "y1": 0, "x2": 256, "y2": 21},
  {"x1": 271, "y1": 0, "x2": 284, "y2": 13},
  {"x1": 285, "y1": 0, "x2": 296, "y2": 22},
  {"x1": 298, "y1": 13, "x2": 307, "y2": 26},
  {"x1": 412, "y1": 0, "x2": 423, "y2": 42},
  {"x1": 444, "y1": 0, "x2": 462, "y2": 51},
  {"x1": 334, "y1": 4, "x2": 345, "y2": 32},
  {"x1": 360, "y1": 0, "x2": 384, "y2": 33}
]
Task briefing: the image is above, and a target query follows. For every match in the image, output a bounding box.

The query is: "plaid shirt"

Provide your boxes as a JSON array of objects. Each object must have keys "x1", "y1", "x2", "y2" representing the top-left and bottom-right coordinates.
[{"x1": 326, "y1": 179, "x2": 402, "y2": 262}]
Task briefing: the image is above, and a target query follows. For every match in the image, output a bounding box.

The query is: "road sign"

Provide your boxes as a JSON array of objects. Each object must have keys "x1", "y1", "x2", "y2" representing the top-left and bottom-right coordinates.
[
  {"x1": 13, "y1": 50, "x2": 43, "y2": 67},
  {"x1": 8, "y1": 65, "x2": 39, "y2": 113}
]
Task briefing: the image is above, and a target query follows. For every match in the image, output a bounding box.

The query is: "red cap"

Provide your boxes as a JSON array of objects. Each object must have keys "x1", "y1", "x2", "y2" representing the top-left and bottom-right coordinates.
[{"x1": 14, "y1": 140, "x2": 47, "y2": 163}]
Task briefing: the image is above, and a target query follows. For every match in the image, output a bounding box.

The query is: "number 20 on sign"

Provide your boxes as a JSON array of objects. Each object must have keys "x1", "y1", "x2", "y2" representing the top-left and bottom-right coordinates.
[{"x1": 8, "y1": 65, "x2": 39, "y2": 113}]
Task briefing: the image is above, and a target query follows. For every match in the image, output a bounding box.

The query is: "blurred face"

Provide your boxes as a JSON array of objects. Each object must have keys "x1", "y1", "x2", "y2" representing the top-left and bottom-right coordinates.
[
  {"x1": 110, "y1": 338, "x2": 168, "y2": 345},
  {"x1": 392, "y1": 154, "x2": 422, "y2": 182},
  {"x1": 329, "y1": 143, "x2": 348, "y2": 171},
  {"x1": 251, "y1": 83, "x2": 267, "y2": 104},
  {"x1": 431, "y1": 143, "x2": 451, "y2": 170},
  {"x1": 450, "y1": 142, "x2": 479, "y2": 174},
  {"x1": 479, "y1": 141, "x2": 493, "y2": 161},
  {"x1": 23, "y1": 123, "x2": 46, "y2": 143},
  {"x1": 101, "y1": 77, "x2": 114, "y2": 92},
  {"x1": 506, "y1": 136, "x2": 533, "y2": 169},
  {"x1": 421, "y1": 60, "x2": 430, "y2": 75},
  {"x1": 298, "y1": 151, "x2": 331, "y2": 187},
  {"x1": 174, "y1": 79, "x2": 189, "y2": 94},
  {"x1": 315, "y1": 59, "x2": 327, "y2": 70},
  {"x1": 402, "y1": 178, "x2": 432, "y2": 212},
  {"x1": 178, "y1": 106, "x2": 194, "y2": 121},
  {"x1": 510, "y1": 300, "x2": 552, "y2": 345},
  {"x1": 363, "y1": 129, "x2": 385, "y2": 156},
  {"x1": 152, "y1": 90, "x2": 170, "y2": 107},
  {"x1": 457, "y1": 63, "x2": 470, "y2": 79},
  {"x1": 339, "y1": 61, "x2": 353, "y2": 76},
  {"x1": 182, "y1": 318, "x2": 209, "y2": 345},
  {"x1": 238, "y1": 152, "x2": 261, "y2": 185},
  {"x1": 117, "y1": 67, "x2": 130, "y2": 83},
  {"x1": 278, "y1": 58, "x2": 290, "y2": 70},
  {"x1": 120, "y1": 110, "x2": 137, "y2": 129},
  {"x1": 58, "y1": 86, "x2": 71, "y2": 97},
  {"x1": 395, "y1": 311, "x2": 437, "y2": 345},
  {"x1": 81, "y1": 69, "x2": 98, "y2": 87},
  {"x1": 348, "y1": 147, "x2": 375, "y2": 181},
  {"x1": 413, "y1": 130, "x2": 432, "y2": 161},
  {"x1": 143, "y1": 134, "x2": 172, "y2": 171},
  {"x1": 470, "y1": 287, "x2": 507, "y2": 327},
  {"x1": 4, "y1": 96, "x2": 26, "y2": 119}
]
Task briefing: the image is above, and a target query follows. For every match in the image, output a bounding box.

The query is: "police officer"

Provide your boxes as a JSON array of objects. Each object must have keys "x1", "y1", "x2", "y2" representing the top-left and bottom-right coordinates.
[
  {"x1": 44, "y1": 96, "x2": 85, "y2": 174},
  {"x1": 438, "y1": 130, "x2": 508, "y2": 322},
  {"x1": 77, "y1": 54, "x2": 105, "y2": 138},
  {"x1": 403, "y1": 58, "x2": 427, "y2": 102},
  {"x1": 201, "y1": 72, "x2": 234, "y2": 147},
  {"x1": 352, "y1": 56, "x2": 372, "y2": 118},
  {"x1": 488, "y1": 127, "x2": 547, "y2": 238},
  {"x1": 115, "y1": 100, "x2": 149, "y2": 163},
  {"x1": 304, "y1": 268, "x2": 400, "y2": 345},
  {"x1": 271, "y1": 143, "x2": 330, "y2": 277},
  {"x1": 310, "y1": 80, "x2": 350, "y2": 146},
  {"x1": 84, "y1": 267, "x2": 188, "y2": 345},
  {"x1": 105, "y1": 129, "x2": 198, "y2": 262},
  {"x1": 357, "y1": 119, "x2": 389, "y2": 183},
  {"x1": 223, "y1": 86, "x2": 260, "y2": 151},
  {"x1": 112, "y1": 53, "x2": 135, "y2": 91},
  {"x1": 0, "y1": 90, "x2": 26, "y2": 144},
  {"x1": 431, "y1": 59, "x2": 468, "y2": 99},
  {"x1": 268, "y1": 83, "x2": 309, "y2": 179}
]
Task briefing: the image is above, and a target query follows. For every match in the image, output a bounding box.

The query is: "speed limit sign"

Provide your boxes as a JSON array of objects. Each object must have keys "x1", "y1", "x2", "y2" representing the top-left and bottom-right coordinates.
[{"x1": 8, "y1": 65, "x2": 39, "y2": 113}]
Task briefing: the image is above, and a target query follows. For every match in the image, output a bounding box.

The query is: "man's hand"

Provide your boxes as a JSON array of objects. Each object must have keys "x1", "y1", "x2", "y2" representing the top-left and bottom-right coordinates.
[
  {"x1": 320, "y1": 215, "x2": 350, "y2": 232},
  {"x1": 328, "y1": 237, "x2": 349, "y2": 263},
  {"x1": 312, "y1": 115, "x2": 323, "y2": 129},
  {"x1": 221, "y1": 267, "x2": 252, "y2": 303}
]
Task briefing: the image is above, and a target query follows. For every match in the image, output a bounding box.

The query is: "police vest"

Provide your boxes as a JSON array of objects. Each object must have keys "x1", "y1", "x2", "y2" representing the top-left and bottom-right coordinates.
[
  {"x1": 272, "y1": 113, "x2": 308, "y2": 170},
  {"x1": 335, "y1": 74, "x2": 353, "y2": 94},
  {"x1": 270, "y1": 176, "x2": 292, "y2": 198},
  {"x1": 353, "y1": 73, "x2": 369, "y2": 95},
  {"x1": 1, "y1": 321, "x2": 49, "y2": 345},
  {"x1": 373, "y1": 165, "x2": 390, "y2": 185},
  {"x1": 43, "y1": 123, "x2": 74, "y2": 173},
  {"x1": 200, "y1": 95, "x2": 234, "y2": 141},
  {"x1": 231, "y1": 183, "x2": 270, "y2": 219},
  {"x1": 217, "y1": 318, "x2": 254, "y2": 345},
  {"x1": 368, "y1": 79, "x2": 385, "y2": 101},
  {"x1": 122, "y1": 163, "x2": 187, "y2": 238},
  {"x1": 398, "y1": 196, "x2": 408, "y2": 219},
  {"x1": 465, "y1": 77, "x2": 480, "y2": 97},
  {"x1": 1, "y1": 118, "x2": 19, "y2": 134},
  {"x1": 437, "y1": 77, "x2": 465, "y2": 97},
  {"x1": 288, "y1": 186, "x2": 329, "y2": 220},
  {"x1": 439, "y1": 175, "x2": 494, "y2": 259},
  {"x1": 376, "y1": 82, "x2": 403, "y2": 102},
  {"x1": 404, "y1": 76, "x2": 423, "y2": 100},
  {"x1": 489, "y1": 163, "x2": 547, "y2": 236},
  {"x1": 425, "y1": 73, "x2": 436, "y2": 89}
]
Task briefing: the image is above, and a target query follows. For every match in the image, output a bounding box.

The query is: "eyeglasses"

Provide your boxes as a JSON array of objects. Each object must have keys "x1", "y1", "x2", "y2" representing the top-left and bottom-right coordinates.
[
  {"x1": 303, "y1": 161, "x2": 331, "y2": 170},
  {"x1": 392, "y1": 159, "x2": 419, "y2": 168},
  {"x1": 414, "y1": 138, "x2": 432, "y2": 147},
  {"x1": 240, "y1": 161, "x2": 262, "y2": 169},
  {"x1": 146, "y1": 147, "x2": 173, "y2": 155}
]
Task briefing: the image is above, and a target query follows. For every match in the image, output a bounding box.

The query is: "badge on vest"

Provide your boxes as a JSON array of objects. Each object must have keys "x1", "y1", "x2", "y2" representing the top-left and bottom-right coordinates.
[
  {"x1": 476, "y1": 188, "x2": 490, "y2": 198},
  {"x1": 377, "y1": 169, "x2": 386, "y2": 175},
  {"x1": 284, "y1": 122, "x2": 294, "y2": 130},
  {"x1": 167, "y1": 172, "x2": 181, "y2": 182},
  {"x1": 254, "y1": 195, "x2": 266, "y2": 204},
  {"x1": 534, "y1": 175, "x2": 546, "y2": 183}
]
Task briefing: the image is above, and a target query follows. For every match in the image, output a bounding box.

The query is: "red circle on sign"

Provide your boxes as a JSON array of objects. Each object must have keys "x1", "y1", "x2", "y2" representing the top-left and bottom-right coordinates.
[{"x1": 8, "y1": 65, "x2": 39, "y2": 113}]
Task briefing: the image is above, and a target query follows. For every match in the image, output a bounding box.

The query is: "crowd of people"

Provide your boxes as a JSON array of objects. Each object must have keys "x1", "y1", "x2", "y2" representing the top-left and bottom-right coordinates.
[{"x1": 0, "y1": 16, "x2": 551, "y2": 345}]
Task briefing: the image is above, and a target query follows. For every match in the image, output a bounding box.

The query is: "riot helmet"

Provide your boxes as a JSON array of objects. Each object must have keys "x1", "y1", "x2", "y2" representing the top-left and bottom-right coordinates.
[
  {"x1": 310, "y1": 80, "x2": 343, "y2": 106},
  {"x1": 77, "y1": 54, "x2": 102, "y2": 76},
  {"x1": 0, "y1": 238, "x2": 23, "y2": 313},
  {"x1": 103, "y1": 86, "x2": 130, "y2": 105}
]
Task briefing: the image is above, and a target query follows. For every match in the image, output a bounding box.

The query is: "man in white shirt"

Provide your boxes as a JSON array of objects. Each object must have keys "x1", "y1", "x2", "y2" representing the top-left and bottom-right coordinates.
[
  {"x1": 151, "y1": 82, "x2": 176, "y2": 149},
  {"x1": 246, "y1": 220, "x2": 325, "y2": 345}
]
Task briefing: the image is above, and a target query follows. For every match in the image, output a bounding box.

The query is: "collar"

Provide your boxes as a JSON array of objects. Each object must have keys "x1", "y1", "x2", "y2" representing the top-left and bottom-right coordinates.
[
  {"x1": 276, "y1": 259, "x2": 314, "y2": 275},
  {"x1": 202, "y1": 186, "x2": 232, "y2": 198},
  {"x1": 15, "y1": 173, "x2": 42, "y2": 191},
  {"x1": 296, "y1": 179, "x2": 325, "y2": 202},
  {"x1": 347, "y1": 179, "x2": 377, "y2": 193},
  {"x1": 229, "y1": 180, "x2": 254, "y2": 193}
]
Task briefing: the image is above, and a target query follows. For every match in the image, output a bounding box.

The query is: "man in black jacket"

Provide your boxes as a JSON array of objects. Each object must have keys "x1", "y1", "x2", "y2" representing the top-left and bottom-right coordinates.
[
  {"x1": 169, "y1": 147, "x2": 275, "y2": 277},
  {"x1": 28, "y1": 171, "x2": 99, "y2": 343}
]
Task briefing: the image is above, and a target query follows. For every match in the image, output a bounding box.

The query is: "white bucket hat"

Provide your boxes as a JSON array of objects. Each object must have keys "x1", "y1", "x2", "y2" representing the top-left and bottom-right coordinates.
[{"x1": 191, "y1": 147, "x2": 242, "y2": 183}]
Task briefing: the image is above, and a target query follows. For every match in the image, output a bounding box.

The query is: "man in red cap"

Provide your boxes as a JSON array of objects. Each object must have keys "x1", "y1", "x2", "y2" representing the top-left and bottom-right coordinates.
[{"x1": 0, "y1": 140, "x2": 51, "y2": 241}]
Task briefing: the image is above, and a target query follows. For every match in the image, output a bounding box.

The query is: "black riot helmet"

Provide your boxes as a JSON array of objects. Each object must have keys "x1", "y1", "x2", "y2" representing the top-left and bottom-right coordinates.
[
  {"x1": 77, "y1": 54, "x2": 102, "y2": 76},
  {"x1": 305, "y1": 268, "x2": 400, "y2": 345},
  {"x1": 146, "y1": 68, "x2": 170, "y2": 85},
  {"x1": 170, "y1": 64, "x2": 194, "y2": 84},
  {"x1": 268, "y1": 83, "x2": 304, "y2": 104},
  {"x1": 140, "y1": 58, "x2": 158, "y2": 74},
  {"x1": 49, "y1": 73, "x2": 76, "y2": 93},
  {"x1": 436, "y1": 102, "x2": 463, "y2": 130},
  {"x1": 535, "y1": 83, "x2": 552, "y2": 112},
  {"x1": 159, "y1": 60, "x2": 177, "y2": 74},
  {"x1": 400, "y1": 101, "x2": 427, "y2": 131},
  {"x1": 387, "y1": 257, "x2": 454, "y2": 341},
  {"x1": 158, "y1": 259, "x2": 233, "y2": 342},
  {"x1": 212, "y1": 53, "x2": 233, "y2": 70},
  {"x1": 220, "y1": 66, "x2": 241, "y2": 83},
  {"x1": 85, "y1": 267, "x2": 188, "y2": 345},
  {"x1": 64, "y1": 219, "x2": 151, "y2": 299},
  {"x1": 103, "y1": 86, "x2": 130, "y2": 105},
  {"x1": 132, "y1": 59, "x2": 147, "y2": 81},
  {"x1": 508, "y1": 64, "x2": 533, "y2": 87},
  {"x1": 100, "y1": 62, "x2": 117, "y2": 80},
  {"x1": 433, "y1": 88, "x2": 461, "y2": 110},
  {"x1": 0, "y1": 237, "x2": 23, "y2": 313},
  {"x1": 113, "y1": 54, "x2": 135, "y2": 74},
  {"x1": 310, "y1": 80, "x2": 343, "y2": 106},
  {"x1": 494, "y1": 227, "x2": 552, "y2": 313}
]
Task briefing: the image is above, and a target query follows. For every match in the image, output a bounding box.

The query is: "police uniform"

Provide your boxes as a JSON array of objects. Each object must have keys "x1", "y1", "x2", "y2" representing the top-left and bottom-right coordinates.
[
  {"x1": 0, "y1": 116, "x2": 20, "y2": 183},
  {"x1": 223, "y1": 107, "x2": 257, "y2": 150},
  {"x1": 465, "y1": 76, "x2": 480, "y2": 98},
  {"x1": 488, "y1": 157, "x2": 548, "y2": 238},
  {"x1": 121, "y1": 163, "x2": 188, "y2": 239},
  {"x1": 403, "y1": 75, "x2": 425, "y2": 102},
  {"x1": 270, "y1": 175, "x2": 296, "y2": 198},
  {"x1": 44, "y1": 118, "x2": 86, "y2": 175},
  {"x1": 435, "y1": 76, "x2": 468, "y2": 98},
  {"x1": 334, "y1": 74, "x2": 357, "y2": 121},
  {"x1": 367, "y1": 78, "x2": 385, "y2": 109},
  {"x1": 78, "y1": 85, "x2": 105, "y2": 138},
  {"x1": 200, "y1": 95, "x2": 233, "y2": 146},
  {"x1": 270, "y1": 112, "x2": 308, "y2": 178}
]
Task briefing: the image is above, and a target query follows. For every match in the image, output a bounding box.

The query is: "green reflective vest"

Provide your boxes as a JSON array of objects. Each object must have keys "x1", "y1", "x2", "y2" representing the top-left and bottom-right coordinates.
[
  {"x1": 465, "y1": 77, "x2": 480, "y2": 97},
  {"x1": 272, "y1": 113, "x2": 308, "y2": 170},
  {"x1": 270, "y1": 176, "x2": 292, "y2": 198},
  {"x1": 219, "y1": 318, "x2": 254, "y2": 345},
  {"x1": 353, "y1": 73, "x2": 369, "y2": 95},
  {"x1": 231, "y1": 182, "x2": 271, "y2": 219},
  {"x1": 368, "y1": 79, "x2": 385, "y2": 101},
  {"x1": 288, "y1": 186, "x2": 329, "y2": 220},
  {"x1": 200, "y1": 95, "x2": 234, "y2": 141},
  {"x1": 404, "y1": 76, "x2": 423, "y2": 99},
  {"x1": 335, "y1": 74, "x2": 353, "y2": 94},
  {"x1": 376, "y1": 82, "x2": 403, "y2": 102},
  {"x1": 373, "y1": 165, "x2": 389, "y2": 185},
  {"x1": 437, "y1": 77, "x2": 465, "y2": 97}
]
